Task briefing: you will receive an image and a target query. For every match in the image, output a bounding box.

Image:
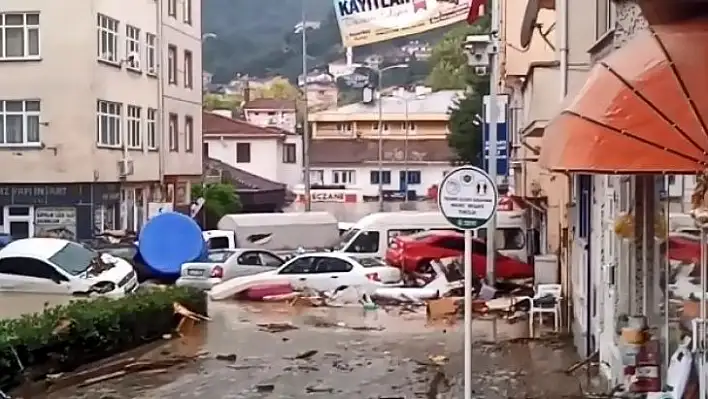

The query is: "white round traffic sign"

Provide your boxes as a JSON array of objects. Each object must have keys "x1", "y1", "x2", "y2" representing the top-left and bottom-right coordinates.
[{"x1": 437, "y1": 166, "x2": 498, "y2": 230}]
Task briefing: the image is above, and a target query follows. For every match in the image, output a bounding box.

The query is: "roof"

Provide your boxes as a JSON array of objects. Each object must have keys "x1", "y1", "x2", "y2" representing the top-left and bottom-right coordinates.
[
  {"x1": 218, "y1": 211, "x2": 337, "y2": 228},
  {"x1": 309, "y1": 139, "x2": 453, "y2": 164},
  {"x1": 309, "y1": 90, "x2": 463, "y2": 121},
  {"x1": 203, "y1": 111, "x2": 285, "y2": 139},
  {"x1": 0, "y1": 238, "x2": 70, "y2": 259},
  {"x1": 243, "y1": 98, "x2": 297, "y2": 111},
  {"x1": 205, "y1": 158, "x2": 285, "y2": 192}
]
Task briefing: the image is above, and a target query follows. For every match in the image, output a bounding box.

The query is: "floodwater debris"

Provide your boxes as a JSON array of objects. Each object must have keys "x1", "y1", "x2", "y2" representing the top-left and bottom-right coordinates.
[
  {"x1": 294, "y1": 349, "x2": 318, "y2": 360},
  {"x1": 257, "y1": 322, "x2": 299, "y2": 333},
  {"x1": 306, "y1": 383, "x2": 334, "y2": 393},
  {"x1": 215, "y1": 353, "x2": 237, "y2": 362},
  {"x1": 255, "y1": 383, "x2": 275, "y2": 393}
]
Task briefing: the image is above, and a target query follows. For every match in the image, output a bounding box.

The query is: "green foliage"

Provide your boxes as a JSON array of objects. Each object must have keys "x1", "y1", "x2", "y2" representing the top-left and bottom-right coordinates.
[
  {"x1": 0, "y1": 286, "x2": 207, "y2": 391},
  {"x1": 191, "y1": 183, "x2": 241, "y2": 228},
  {"x1": 448, "y1": 74, "x2": 490, "y2": 165},
  {"x1": 203, "y1": 93, "x2": 241, "y2": 111}
]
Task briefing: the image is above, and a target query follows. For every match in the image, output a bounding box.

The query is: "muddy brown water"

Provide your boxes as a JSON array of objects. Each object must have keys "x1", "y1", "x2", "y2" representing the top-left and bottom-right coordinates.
[{"x1": 8, "y1": 301, "x2": 592, "y2": 399}]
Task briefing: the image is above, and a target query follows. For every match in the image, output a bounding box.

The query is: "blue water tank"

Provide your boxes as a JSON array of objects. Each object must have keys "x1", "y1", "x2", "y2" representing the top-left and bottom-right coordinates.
[{"x1": 138, "y1": 212, "x2": 205, "y2": 279}]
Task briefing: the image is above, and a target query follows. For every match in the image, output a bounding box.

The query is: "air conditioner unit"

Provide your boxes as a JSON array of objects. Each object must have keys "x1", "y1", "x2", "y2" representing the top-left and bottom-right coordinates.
[{"x1": 117, "y1": 159, "x2": 134, "y2": 177}]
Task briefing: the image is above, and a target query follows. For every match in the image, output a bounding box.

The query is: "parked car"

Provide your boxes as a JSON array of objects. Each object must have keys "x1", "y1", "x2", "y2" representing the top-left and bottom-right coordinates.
[
  {"x1": 385, "y1": 230, "x2": 534, "y2": 279},
  {"x1": 176, "y1": 248, "x2": 285, "y2": 290},
  {"x1": 212, "y1": 252, "x2": 402, "y2": 297},
  {"x1": 0, "y1": 238, "x2": 138, "y2": 297}
]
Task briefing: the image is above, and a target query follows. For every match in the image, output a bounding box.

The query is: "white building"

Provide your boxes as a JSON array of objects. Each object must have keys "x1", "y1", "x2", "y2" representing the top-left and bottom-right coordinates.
[
  {"x1": 242, "y1": 98, "x2": 297, "y2": 132},
  {"x1": 0, "y1": 0, "x2": 202, "y2": 239},
  {"x1": 203, "y1": 111, "x2": 302, "y2": 188}
]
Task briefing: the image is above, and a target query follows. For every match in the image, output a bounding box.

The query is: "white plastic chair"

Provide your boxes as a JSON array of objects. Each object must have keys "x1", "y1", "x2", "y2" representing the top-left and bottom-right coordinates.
[{"x1": 519, "y1": 283, "x2": 562, "y2": 337}]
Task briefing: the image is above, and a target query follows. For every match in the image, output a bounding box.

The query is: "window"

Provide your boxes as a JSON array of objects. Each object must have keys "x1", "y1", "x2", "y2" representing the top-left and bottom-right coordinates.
[
  {"x1": 336, "y1": 123, "x2": 352, "y2": 133},
  {"x1": 346, "y1": 231, "x2": 380, "y2": 253},
  {"x1": 595, "y1": 0, "x2": 615, "y2": 39},
  {"x1": 146, "y1": 108, "x2": 157, "y2": 150},
  {"x1": 370, "y1": 170, "x2": 391, "y2": 185},
  {"x1": 184, "y1": 50, "x2": 193, "y2": 88},
  {"x1": 97, "y1": 14, "x2": 118, "y2": 63},
  {"x1": 206, "y1": 250, "x2": 236, "y2": 263},
  {"x1": 0, "y1": 257, "x2": 68, "y2": 281},
  {"x1": 238, "y1": 251, "x2": 262, "y2": 266},
  {"x1": 387, "y1": 229, "x2": 423, "y2": 244},
  {"x1": 332, "y1": 170, "x2": 355, "y2": 184},
  {"x1": 314, "y1": 257, "x2": 353, "y2": 273},
  {"x1": 0, "y1": 13, "x2": 40, "y2": 60},
  {"x1": 125, "y1": 25, "x2": 140, "y2": 70},
  {"x1": 310, "y1": 169, "x2": 324, "y2": 185},
  {"x1": 126, "y1": 105, "x2": 141, "y2": 149},
  {"x1": 183, "y1": 0, "x2": 193, "y2": 24},
  {"x1": 168, "y1": 113, "x2": 178, "y2": 151},
  {"x1": 0, "y1": 100, "x2": 41, "y2": 145},
  {"x1": 278, "y1": 257, "x2": 316, "y2": 274},
  {"x1": 184, "y1": 115, "x2": 194, "y2": 152},
  {"x1": 236, "y1": 143, "x2": 251, "y2": 163},
  {"x1": 96, "y1": 100, "x2": 121, "y2": 147},
  {"x1": 435, "y1": 237, "x2": 465, "y2": 252},
  {"x1": 403, "y1": 121, "x2": 416, "y2": 133},
  {"x1": 167, "y1": 45, "x2": 177, "y2": 84},
  {"x1": 49, "y1": 242, "x2": 97, "y2": 276},
  {"x1": 168, "y1": 0, "x2": 177, "y2": 18},
  {"x1": 404, "y1": 170, "x2": 422, "y2": 185},
  {"x1": 145, "y1": 33, "x2": 157, "y2": 74},
  {"x1": 373, "y1": 122, "x2": 390, "y2": 132},
  {"x1": 283, "y1": 143, "x2": 297, "y2": 163},
  {"x1": 259, "y1": 252, "x2": 284, "y2": 267}
]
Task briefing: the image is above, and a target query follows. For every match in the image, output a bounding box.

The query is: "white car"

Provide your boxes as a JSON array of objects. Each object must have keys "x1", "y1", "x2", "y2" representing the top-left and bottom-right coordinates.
[
  {"x1": 176, "y1": 248, "x2": 285, "y2": 290},
  {"x1": 0, "y1": 238, "x2": 138, "y2": 297}
]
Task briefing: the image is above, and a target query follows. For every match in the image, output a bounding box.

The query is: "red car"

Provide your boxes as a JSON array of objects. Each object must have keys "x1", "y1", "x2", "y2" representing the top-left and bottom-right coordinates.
[{"x1": 385, "y1": 230, "x2": 534, "y2": 279}]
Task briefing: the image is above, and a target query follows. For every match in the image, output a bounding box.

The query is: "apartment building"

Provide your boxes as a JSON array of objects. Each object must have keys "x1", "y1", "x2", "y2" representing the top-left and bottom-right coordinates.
[
  {"x1": 302, "y1": 91, "x2": 460, "y2": 203},
  {"x1": 0, "y1": 0, "x2": 201, "y2": 239}
]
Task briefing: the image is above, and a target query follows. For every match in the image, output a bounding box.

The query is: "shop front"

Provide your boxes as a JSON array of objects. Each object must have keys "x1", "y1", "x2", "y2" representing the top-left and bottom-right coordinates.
[
  {"x1": 0, "y1": 183, "x2": 121, "y2": 241},
  {"x1": 539, "y1": 18, "x2": 708, "y2": 391}
]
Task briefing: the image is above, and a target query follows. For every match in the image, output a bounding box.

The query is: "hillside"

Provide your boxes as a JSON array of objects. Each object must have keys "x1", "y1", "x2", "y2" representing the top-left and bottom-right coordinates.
[{"x1": 202, "y1": 0, "x2": 459, "y2": 83}]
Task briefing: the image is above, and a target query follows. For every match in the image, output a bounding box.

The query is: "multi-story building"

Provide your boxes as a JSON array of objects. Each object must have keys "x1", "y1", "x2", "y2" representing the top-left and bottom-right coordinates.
[
  {"x1": 0, "y1": 0, "x2": 202, "y2": 239},
  {"x1": 242, "y1": 99, "x2": 297, "y2": 132},
  {"x1": 300, "y1": 90, "x2": 460, "y2": 203}
]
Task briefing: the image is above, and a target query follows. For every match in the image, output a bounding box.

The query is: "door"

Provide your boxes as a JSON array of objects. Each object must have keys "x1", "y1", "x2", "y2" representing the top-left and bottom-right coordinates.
[
  {"x1": 399, "y1": 171, "x2": 408, "y2": 194},
  {"x1": 4, "y1": 206, "x2": 34, "y2": 239},
  {"x1": 233, "y1": 250, "x2": 272, "y2": 278},
  {"x1": 277, "y1": 256, "x2": 327, "y2": 289},
  {"x1": 0, "y1": 257, "x2": 73, "y2": 294},
  {"x1": 312, "y1": 257, "x2": 355, "y2": 291}
]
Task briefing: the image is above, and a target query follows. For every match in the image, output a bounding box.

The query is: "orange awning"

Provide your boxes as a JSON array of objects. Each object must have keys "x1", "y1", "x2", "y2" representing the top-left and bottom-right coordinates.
[{"x1": 540, "y1": 18, "x2": 708, "y2": 174}]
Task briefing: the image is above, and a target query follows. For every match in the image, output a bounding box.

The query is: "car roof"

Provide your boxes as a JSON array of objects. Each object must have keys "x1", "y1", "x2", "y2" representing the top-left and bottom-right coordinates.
[
  {"x1": 293, "y1": 252, "x2": 353, "y2": 260},
  {"x1": 0, "y1": 238, "x2": 72, "y2": 259}
]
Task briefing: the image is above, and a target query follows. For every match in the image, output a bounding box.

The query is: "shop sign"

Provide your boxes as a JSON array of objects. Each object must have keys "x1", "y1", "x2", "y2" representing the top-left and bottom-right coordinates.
[
  {"x1": 0, "y1": 185, "x2": 78, "y2": 205},
  {"x1": 311, "y1": 191, "x2": 346, "y2": 203}
]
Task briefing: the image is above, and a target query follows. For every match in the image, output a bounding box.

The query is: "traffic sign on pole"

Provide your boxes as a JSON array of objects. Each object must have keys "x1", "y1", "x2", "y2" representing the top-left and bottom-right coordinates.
[{"x1": 438, "y1": 166, "x2": 499, "y2": 230}]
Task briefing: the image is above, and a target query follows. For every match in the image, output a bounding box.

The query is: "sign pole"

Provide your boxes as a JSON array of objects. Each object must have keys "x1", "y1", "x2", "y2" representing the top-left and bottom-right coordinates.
[
  {"x1": 463, "y1": 228, "x2": 473, "y2": 399},
  {"x1": 437, "y1": 165, "x2": 498, "y2": 399},
  {"x1": 486, "y1": 0, "x2": 500, "y2": 287}
]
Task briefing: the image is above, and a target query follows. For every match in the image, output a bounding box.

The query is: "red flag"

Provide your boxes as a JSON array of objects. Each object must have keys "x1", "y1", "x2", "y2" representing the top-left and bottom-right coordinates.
[{"x1": 467, "y1": 0, "x2": 486, "y2": 24}]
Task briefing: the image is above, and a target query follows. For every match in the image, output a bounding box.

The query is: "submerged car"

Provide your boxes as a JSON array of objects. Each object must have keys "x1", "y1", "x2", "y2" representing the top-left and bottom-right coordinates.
[
  {"x1": 0, "y1": 238, "x2": 138, "y2": 297},
  {"x1": 176, "y1": 248, "x2": 286, "y2": 290},
  {"x1": 385, "y1": 230, "x2": 534, "y2": 279}
]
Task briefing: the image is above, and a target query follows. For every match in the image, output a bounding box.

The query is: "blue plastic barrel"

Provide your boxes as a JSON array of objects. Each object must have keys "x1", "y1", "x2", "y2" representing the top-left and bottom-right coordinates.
[{"x1": 138, "y1": 212, "x2": 205, "y2": 279}]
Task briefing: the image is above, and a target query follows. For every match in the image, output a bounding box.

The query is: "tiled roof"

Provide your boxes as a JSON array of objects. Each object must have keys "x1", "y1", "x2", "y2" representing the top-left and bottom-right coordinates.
[
  {"x1": 309, "y1": 139, "x2": 453, "y2": 165},
  {"x1": 202, "y1": 111, "x2": 284, "y2": 138},
  {"x1": 243, "y1": 98, "x2": 297, "y2": 110},
  {"x1": 205, "y1": 158, "x2": 285, "y2": 192}
]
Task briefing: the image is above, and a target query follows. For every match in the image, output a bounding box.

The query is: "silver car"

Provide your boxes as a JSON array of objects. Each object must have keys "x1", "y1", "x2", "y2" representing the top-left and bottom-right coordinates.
[{"x1": 176, "y1": 248, "x2": 285, "y2": 290}]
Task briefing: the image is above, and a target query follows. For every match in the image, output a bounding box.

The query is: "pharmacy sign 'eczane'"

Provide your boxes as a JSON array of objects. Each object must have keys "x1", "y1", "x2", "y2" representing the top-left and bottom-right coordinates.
[
  {"x1": 437, "y1": 166, "x2": 498, "y2": 230},
  {"x1": 333, "y1": 0, "x2": 474, "y2": 47}
]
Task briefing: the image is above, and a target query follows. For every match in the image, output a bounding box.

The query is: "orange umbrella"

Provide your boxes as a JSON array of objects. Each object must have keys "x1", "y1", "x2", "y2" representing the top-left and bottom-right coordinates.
[{"x1": 540, "y1": 17, "x2": 708, "y2": 174}]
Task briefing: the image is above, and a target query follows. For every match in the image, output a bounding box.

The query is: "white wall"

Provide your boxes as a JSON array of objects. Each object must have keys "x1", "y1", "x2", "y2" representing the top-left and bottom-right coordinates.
[
  {"x1": 277, "y1": 135, "x2": 303, "y2": 187},
  {"x1": 309, "y1": 164, "x2": 448, "y2": 197},
  {"x1": 244, "y1": 110, "x2": 297, "y2": 132}
]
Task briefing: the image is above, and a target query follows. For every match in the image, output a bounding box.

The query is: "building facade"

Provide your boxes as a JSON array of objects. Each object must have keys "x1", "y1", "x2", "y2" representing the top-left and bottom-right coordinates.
[
  {"x1": 0, "y1": 0, "x2": 202, "y2": 238},
  {"x1": 303, "y1": 91, "x2": 460, "y2": 203},
  {"x1": 242, "y1": 98, "x2": 297, "y2": 132}
]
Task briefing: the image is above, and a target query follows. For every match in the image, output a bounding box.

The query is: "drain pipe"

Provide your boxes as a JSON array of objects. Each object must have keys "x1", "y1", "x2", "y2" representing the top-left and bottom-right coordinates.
[
  {"x1": 157, "y1": 0, "x2": 166, "y2": 188},
  {"x1": 559, "y1": 0, "x2": 570, "y2": 333}
]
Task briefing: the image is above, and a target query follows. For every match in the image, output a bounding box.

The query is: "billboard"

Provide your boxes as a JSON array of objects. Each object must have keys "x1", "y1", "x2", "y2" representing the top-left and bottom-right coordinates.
[{"x1": 334, "y1": 0, "x2": 474, "y2": 47}]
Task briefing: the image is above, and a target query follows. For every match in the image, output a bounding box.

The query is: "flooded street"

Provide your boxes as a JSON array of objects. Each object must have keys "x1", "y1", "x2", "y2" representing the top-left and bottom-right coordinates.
[{"x1": 40, "y1": 302, "x2": 589, "y2": 399}]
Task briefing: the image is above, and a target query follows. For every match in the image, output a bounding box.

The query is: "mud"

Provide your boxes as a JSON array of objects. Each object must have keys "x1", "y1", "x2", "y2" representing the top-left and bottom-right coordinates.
[{"x1": 39, "y1": 301, "x2": 588, "y2": 399}]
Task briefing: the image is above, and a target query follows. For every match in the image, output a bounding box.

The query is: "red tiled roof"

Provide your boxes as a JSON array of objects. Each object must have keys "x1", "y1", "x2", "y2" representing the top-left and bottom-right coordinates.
[
  {"x1": 310, "y1": 139, "x2": 453, "y2": 164},
  {"x1": 243, "y1": 98, "x2": 297, "y2": 110},
  {"x1": 202, "y1": 111, "x2": 284, "y2": 138}
]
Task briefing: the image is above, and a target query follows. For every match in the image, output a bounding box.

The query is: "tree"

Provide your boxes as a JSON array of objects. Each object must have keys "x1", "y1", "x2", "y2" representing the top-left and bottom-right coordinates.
[
  {"x1": 255, "y1": 76, "x2": 300, "y2": 100},
  {"x1": 447, "y1": 74, "x2": 490, "y2": 165},
  {"x1": 191, "y1": 183, "x2": 242, "y2": 229}
]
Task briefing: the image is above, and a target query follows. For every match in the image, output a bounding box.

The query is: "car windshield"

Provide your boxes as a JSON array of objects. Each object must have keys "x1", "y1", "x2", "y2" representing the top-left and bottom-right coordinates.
[
  {"x1": 355, "y1": 257, "x2": 387, "y2": 268},
  {"x1": 49, "y1": 242, "x2": 98, "y2": 275},
  {"x1": 336, "y1": 228, "x2": 360, "y2": 250},
  {"x1": 207, "y1": 250, "x2": 235, "y2": 262}
]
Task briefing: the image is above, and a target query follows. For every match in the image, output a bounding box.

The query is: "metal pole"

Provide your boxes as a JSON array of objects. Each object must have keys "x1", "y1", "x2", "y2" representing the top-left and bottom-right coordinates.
[
  {"x1": 485, "y1": 1, "x2": 500, "y2": 286},
  {"x1": 301, "y1": 0, "x2": 311, "y2": 211},
  {"x1": 700, "y1": 226, "x2": 707, "y2": 399},
  {"x1": 377, "y1": 68, "x2": 384, "y2": 212},
  {"x1": 463, "y1": 228, "x2": 473, "y2": 399},
  {"x1": 403, "y1": 98, "x2": 409, "y2": 203}
]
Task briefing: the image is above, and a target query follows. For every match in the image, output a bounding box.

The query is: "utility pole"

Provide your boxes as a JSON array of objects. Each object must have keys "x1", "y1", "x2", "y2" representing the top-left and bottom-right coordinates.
[
  {"x1": 485, "y1": 0, "x2": 500, "y2": 287},
  {"x1": 301, "y1": 0, "x2": 311, "y2": 211}
]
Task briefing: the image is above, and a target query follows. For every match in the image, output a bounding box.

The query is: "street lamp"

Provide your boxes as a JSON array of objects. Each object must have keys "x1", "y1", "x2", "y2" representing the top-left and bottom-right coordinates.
[
  {"x1": 369, "y1": 63, "x2": 409, "y2": 211},
  {"x1": 301, "y1": 0, "x2": 312, "y2": 211}
]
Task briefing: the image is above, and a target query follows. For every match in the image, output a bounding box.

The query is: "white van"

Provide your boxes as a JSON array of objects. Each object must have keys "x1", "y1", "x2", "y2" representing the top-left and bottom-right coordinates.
[
  {"x1": 207, "y1": 212, "x2": 340, "y2": 251},
  {"x1": 336, "y1": 211, "x2": 528, "y2": 260}
]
